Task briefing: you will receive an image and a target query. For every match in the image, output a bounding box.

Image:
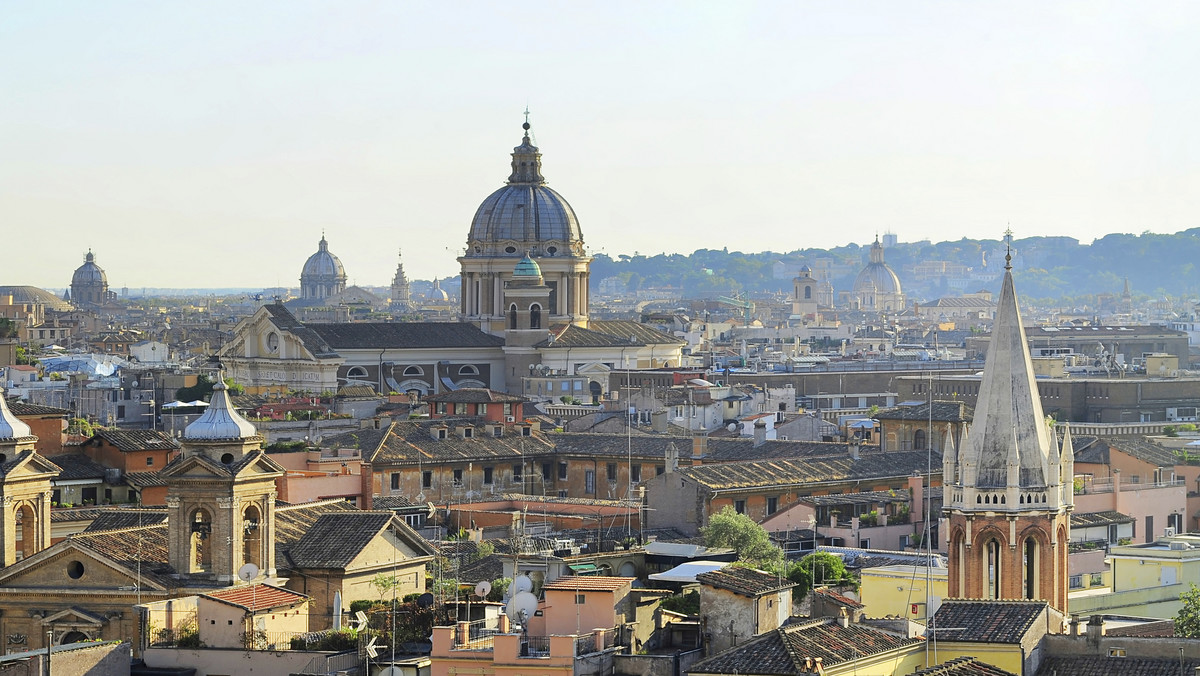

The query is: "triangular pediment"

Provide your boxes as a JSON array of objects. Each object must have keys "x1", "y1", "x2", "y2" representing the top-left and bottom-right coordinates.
[
  {"x1": 232, "y1": 453, "x2": 286, "y2": 478},
  {"x1": 575, "y1": 362, "x2": 612, "y2": 375},
  {"x1": 0, "y1": 540, "x2": 167, "y2": 592},
  {"x1": 159, "y1": 454, "x2": 234, "y2": 480},
  {"x1": 1, "y1": 451, "x2": 63, "y2": 482},
  {"x1": 42, "y1": 606, "x2": 106, "y2": 627}
]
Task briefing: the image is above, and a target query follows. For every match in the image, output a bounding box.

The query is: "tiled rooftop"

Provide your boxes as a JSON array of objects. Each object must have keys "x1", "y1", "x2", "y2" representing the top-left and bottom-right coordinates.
[
  {"x1": 91, "y1": 429, "x2": 180, "y2": 452},
  {"x1": 542, "y1": 576, "x2": 635, "y2": 591},
  {"x1": 914, "y1": 657, "x2": 1015, "y2": 675},
  {"x1": 689, "y1": 618, "x2": 917, "y2": 675},
  {"x1": 931, "y1": 600, "x2": 1047, "y2": 644},
  {"x1": 205, "y1": 584, "x2": 308, "y2": 612},
  {"x1": 697, "y1": 566, "x2": 795, "y2": 597},
  {"x1": 1036, "y1": 656, "x2": 1200, "y2": 675}
]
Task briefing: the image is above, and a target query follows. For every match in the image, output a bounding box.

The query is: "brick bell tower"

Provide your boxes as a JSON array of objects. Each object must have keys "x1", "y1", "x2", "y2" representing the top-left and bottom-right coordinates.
[{"x1": 942, "y1": 237, "x2": 1074, "y2": 613}]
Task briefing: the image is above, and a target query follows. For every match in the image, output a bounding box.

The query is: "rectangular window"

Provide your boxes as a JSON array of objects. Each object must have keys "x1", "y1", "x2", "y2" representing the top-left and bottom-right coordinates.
[
  {"x1": 606, "y1": 463, "x2": 617, "y2": 482},
  {"x1": 512, "y1": 464, "x2": 523, "y2": 482},
  {"x1": 146, "y1": 456, "x2": 154, "y2": 466},
  {"x1": 437, "y1": 402, "x2": 447, "y2": 414},
  {"x1": 477, "y1": 403, "x2": 488, "y2": 415},
  {"x1": 391, "y1": 473, "x2": 400, "y2": 490},
  {"x1": 559, "y1": 462, "x2": 568, "y2": 480},
  {"x1": 483, "y1": 467, "x2": 494, "y2": 485},
  {"x1": 462, "y1": 427, "x2": 473, "y2": 438},
  {"x1": 503, "y1": 403, "x2": 513, "y2": 415},
  {"x1": 455, "y1": 403, "x2": 469, "y2": 415},
  {"x1": 860, "y1": 537, "x2": 871, "y2": 549},
  {"x1": 734, "y1": 500, "x2": 745, "y2": 514},
  {"x1": 1069, "y1": 575, "x2": 1083, "y2": 589},
  {"x1": 453, "y1": 468, "x2": 463, "y2": 485},
  {"x1": 575, "y1": 593, "x2": 586, "y2": 604},
  {"x1": 542, "y1": 463, "x2": 552, "y2": 481},
  {"x1": 585, "y1": 470, "x2": 595, "y2": 494},
  {"x1": 631, "y1": 465, "x2": 641, "y2": 483},
  {"x1": 82, "y1": 487, "x2": 97, "y2": 504},
  {"x1": 522, "y1": 426, "x2": 532, "y2": 437},
  {"x1": 422, "y1": 471, "x2": 432, "y2": 489},
  {"x1": 767, "y1": 496, "x2": 778, "y2": 514},
  {"x1": 656, "y1": 465, "x2": 665, "y2": 476}
]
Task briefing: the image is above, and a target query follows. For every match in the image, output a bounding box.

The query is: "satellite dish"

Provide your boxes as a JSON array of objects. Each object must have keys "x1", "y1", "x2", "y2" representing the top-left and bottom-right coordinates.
[
  {"x1": 417, "y1": 593, "x2": 435, "y2": 608},
  {"x1": 727, "y1": 423, "x2": 737, "y2": 432},
  {"x1": 237, "y1": 563, "x2": 259, "y2": 582},
  {"x1": 131, "y1": 380, "x2": 139, "y2": 389},
  {"x1": 513, "y1": 575, "x2": 533, "y2": 594},
  {"x1": 506, "y1": 591, "x2": 538, "y2": 623},
  {"x1": 474, "y1": 580, "x2": 492, "y2": 598}
]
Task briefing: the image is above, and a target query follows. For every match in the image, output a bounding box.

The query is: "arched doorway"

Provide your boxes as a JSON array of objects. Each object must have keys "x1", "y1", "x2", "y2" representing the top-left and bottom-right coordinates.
[{"x1": 59, "y1": 631, "x2": 89, "y2": 644}]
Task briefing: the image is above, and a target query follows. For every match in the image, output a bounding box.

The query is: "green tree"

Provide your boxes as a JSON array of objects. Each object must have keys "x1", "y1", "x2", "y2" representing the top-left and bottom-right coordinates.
[
  {"x1": 701, "y1": 506, "x2": 782, "y2": 567},
  {"x1": 1176, "y1": 583, "x2": 1200, "y2": 637},
  {"x1": 0, "y1": 318, "x2": 19, "y2": 339},
  {"x1": 785, "y1": 551, "x2": 856, "y2": 598}
]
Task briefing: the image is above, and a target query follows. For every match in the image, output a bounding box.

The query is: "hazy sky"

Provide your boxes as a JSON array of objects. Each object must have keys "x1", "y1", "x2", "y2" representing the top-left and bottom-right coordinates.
[{"x1": 3, "y1": 2, "x2": 1198, "y2": 289}]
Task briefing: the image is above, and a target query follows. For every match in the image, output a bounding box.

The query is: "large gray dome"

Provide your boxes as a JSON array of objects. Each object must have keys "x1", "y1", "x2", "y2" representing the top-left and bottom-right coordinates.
[
  {"x1": 71, "y1": 251, "x2": 107, "y2": 286},
  {"x1": 853, "y1": 239, "x2": 902, "y2": 295},
  {"x1": 465, "y1": 123, "x2": 584, "y2": 258},
  {"x1": 0, "y1": 286, "x2": 71, "y2": 312},
  {"x1": 301, "y1": 236, "x2": 346, "y2": 279}
]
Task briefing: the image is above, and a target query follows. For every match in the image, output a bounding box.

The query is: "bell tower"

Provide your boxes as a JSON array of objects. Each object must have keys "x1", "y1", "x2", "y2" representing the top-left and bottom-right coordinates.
[
  {"x1": 161, "y1": 379, "x2": 284, "y2": 583},
  {"x1": 0, "y1": 389, "x2": 59, "y2": 567},
  {"x1": 943, "y1": 237, "x2": 1073, "y2": 613}
]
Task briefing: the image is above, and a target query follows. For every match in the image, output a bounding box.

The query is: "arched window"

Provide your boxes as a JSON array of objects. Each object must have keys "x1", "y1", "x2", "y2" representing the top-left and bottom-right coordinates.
[
  {"x1": 458, "y1": 365, "x2": 480, "y2": 376},
  {"x1": 530, "y1": 304, "x2": 541, "y2": 330},
  {"x1": 913, "y1": 429, "x2": 926, "y2": 451},
  {"x1": 984, "y1": 538, "x2": 1002, "y2": 600},
  {"x1": 243, "y1": 504, "x2": 263, "y2": 570},
  {"x1": 804, "y1": 286, "x2": 812, "y2": 299},
  {"x1": 509, "y1": 304, "x2": 518, "y2": 330},
  {"x1": 1023, "y1": 537, "x2": 1038, "y2": 599},
  {"x1": 346, "y1": 366, "x2": 368, "y2": 379},
  {"x1": 16, "y1": 504, "x2": 36, "y2": 560},
  {"x1": 190, "y1": 509, "x2": 213, "y2": 573},
  {"x1": 403, "y1": 365, "x2": 423, "y2": 377}
]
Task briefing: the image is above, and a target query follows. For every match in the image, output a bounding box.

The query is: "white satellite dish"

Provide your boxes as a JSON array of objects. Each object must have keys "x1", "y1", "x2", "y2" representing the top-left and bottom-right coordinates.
[
  {"x1": 237, "y1": 563, "x2": 259, "y2": 582},
  {"x1": 474, "y1": 580, "x2": 492, "y2": 598},
  {"x1": 513, "y1": 575, "x2": 533, "y2": 594},
  {"x1": 506, "y1": 591, "x2": 538, "y2": 624}
]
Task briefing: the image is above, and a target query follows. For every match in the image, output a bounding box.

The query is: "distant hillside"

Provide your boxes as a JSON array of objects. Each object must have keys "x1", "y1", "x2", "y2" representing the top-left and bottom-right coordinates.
[{"x1": 589, "y1": 229, "x2": 1200, "y2": 303}]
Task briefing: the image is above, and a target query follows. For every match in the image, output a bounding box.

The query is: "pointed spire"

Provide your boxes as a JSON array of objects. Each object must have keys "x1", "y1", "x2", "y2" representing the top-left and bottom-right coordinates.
[
  {"x1": 961, "y1": 237, "x2": 1055, "y2": 490},
  {"x1": 0, "y1": 388, "x2": 32, "y2": 440},
  {"x1": 183, "y1": 377, "x2": 257, "y2": 440}
]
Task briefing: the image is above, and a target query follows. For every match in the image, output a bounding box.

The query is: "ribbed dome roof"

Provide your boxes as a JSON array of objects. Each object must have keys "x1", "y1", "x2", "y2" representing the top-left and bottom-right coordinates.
[
  {"x1": 0, "y1": 388, "x2": 33, "y2": 440},
  {"x1": 853, "y1": 239, "x2": 902, "y2": 295},
  {"x1": 427, "y1": 278, "x2": 449, "y2": 301},
  {"x1": 71, "y1": 251, "x2": 108, "y2": 286},
  {"x1": 0, "y1": 286, "x2": 72, "y2": 312},
  {"x1": 184, "y1": 380, "x2": 257, "y2": 440},
  {"x1": 513, "y1": 254, "x2": 543, "y2": 278},
  {"x1": 301, "y1": 237, "x2": 347, "y2": 280},
  {"x1": 465, "y1": 122, "x2": 583, "y2": 256}
]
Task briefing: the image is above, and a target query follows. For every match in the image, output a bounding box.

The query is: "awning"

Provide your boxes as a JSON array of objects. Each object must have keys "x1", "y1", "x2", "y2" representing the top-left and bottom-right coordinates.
[{"x1": 568, "y1": 563, "x2": 601, "y2": 576}]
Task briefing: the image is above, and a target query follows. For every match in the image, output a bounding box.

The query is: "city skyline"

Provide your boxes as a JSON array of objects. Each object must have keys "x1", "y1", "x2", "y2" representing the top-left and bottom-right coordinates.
[{"x1": 3, "y1": 1, "x2": 1198, "y2": 288}]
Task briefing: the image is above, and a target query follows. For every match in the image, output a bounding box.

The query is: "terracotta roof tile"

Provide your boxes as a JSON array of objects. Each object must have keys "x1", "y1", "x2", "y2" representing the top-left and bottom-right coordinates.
[
  {"x1": 689, "y1": 618, "x2": 917, "y2": 675},
  {"x1": 542, "y1": 576, "x2": 635, "y2": 591},
  {"x1": 90, "y1": 429, "x2": 180, "y2": 452},
  {"x1": 914, "y1": 657, "x2": 1015, "y2": 675},
  {"x1": 204, "y1": 584, "x2": 308, "y2": 612},
  {"x1": 1036, "y1": 656, "x2": 1200, "y2": 675},
  {"x1": 697, "y1": 567, "x2": 795, "y2": 597},
  {"x1": 931, "y1": 600, "x2": 1047, "y2": 644}
]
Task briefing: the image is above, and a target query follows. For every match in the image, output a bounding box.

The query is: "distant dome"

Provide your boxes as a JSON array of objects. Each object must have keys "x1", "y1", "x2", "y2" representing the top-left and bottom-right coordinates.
[
  {"x1": 71, "y1": 251, "x2": 107, "y2": 286},
  {"x1": 183, "y1": 380, "x2": 257, "y2": 441},
  {"x1": 300, "y1": 236, "x2": 348, "y2": 301},
  {"x1": 465, "y1": 122, "x2": 584, "y2": 258},
  {"x1": 428, "y1": 278, "x2": 449, "y2": 302},
  {"x1": 302, "y1": 236, "x2": 346, "y2": 279},
  {"x1": 513, "y1": 254, "x2": 543, "y2": 278},
  {"x1": 0, "y1": 286, "x2": 72, "y2": 312},
  {"x1": 853, "y1": 239, "x2": 902, "y2": 296}
]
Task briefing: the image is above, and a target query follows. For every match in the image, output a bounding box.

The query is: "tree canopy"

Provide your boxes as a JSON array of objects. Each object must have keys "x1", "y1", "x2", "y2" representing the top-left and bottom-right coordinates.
[
  {"x1": 1176, "y1": 583, "x2": 1200, "y2": 638},
  {"x1": 785, "y1": 551, "x2": 855, "y2": 598},
  {"x1": 701, "y1": 506, "x2": 782, "y2": 567}
]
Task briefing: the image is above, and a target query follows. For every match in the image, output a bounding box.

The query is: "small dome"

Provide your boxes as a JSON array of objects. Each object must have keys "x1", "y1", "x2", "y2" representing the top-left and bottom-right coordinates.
[
  {"x1": 0, "y1": 388, "x2": 33, "y2": 440},
  {"x1": 513, "y1": 254, "x2": 543, "y2": 278},
  {"x1": 184, "y1": 380, "x2": 257, "y2": 440},
  {"x1": 427, "y1": 278, "x2": 449, "y2": 302},
  {"x1": 71, "y1": 251, "x2": 108, "y2": 286},
  {"x1": 465, "y1": 122, "x2": 583, "y2": 257},
  {"x1": 301, "y1": 237, "x2": 347, "y2": 280}
]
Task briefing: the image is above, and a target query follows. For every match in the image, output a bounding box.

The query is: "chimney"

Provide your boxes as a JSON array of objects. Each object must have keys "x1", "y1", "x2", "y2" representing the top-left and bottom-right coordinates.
[
  {"x1": 753, "y1": 419, "x2": 767, "y2": 448},
  {"x1": 837, "y1": 607, "x2": 850, "y2": 628},
  {"x1": 692, "y1": 432, "x2": 708, "y2": 459},
  {"x1": 908, "y1": 473, "x2": 924, "y2": 524},
  {"x1": 665, "y1": 443, "x2": 679, "y2": 473},
  {"x1": 848, "y1": 439, "x2": 860, "y2": 460},
  {"x1": 651, "y1": 410, "x2": 668, "y2": 434},
  {"x1": 1086, "y1": 615, "x2": 1103, "y2": 646}
]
